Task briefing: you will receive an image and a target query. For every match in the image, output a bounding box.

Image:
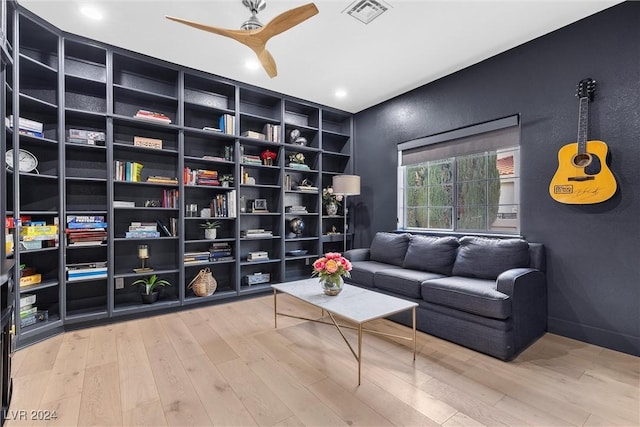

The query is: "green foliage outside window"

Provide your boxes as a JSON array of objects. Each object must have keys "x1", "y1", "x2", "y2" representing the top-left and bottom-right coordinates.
[{"x1": 404, "y1": 152, "x2": 501, "y2": 231}]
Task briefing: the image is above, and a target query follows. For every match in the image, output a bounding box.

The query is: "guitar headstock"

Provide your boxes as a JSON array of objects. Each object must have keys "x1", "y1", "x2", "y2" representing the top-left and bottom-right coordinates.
[{"x1": 576, "y1": 78, "x2": 596, "y2": 100}]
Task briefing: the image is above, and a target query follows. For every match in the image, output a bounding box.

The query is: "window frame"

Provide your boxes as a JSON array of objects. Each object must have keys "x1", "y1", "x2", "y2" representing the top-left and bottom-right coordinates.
[{"x1": 397, "y1": 116, "x2": 520, "y2": 236}]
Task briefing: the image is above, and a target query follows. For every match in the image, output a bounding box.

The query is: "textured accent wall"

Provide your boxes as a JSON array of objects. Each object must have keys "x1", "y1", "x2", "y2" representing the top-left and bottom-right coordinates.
[{"x1": 353, "y1": 2, "x2": 640, "y2": 356}]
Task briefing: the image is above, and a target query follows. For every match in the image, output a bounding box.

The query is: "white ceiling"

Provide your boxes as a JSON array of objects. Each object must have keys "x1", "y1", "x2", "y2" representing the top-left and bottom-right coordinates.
[{"x1": 19, "y1": 0, "x2": 622, "y2": 113}]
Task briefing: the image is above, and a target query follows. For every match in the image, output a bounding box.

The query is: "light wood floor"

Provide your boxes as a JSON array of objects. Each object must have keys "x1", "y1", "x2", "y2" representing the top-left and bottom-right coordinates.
[{"x1": 6, "y1": 294, "x2": 639, "y2": 426}]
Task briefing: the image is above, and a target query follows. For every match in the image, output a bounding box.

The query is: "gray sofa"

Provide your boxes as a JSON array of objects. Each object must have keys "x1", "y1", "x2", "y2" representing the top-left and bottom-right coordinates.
[{"x1": 344, "y1": 232, "x2": 547, "y2": 360}]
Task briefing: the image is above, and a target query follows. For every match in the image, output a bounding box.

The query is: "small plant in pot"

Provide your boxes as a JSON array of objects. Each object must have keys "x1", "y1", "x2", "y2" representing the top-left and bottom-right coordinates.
[
  {"x1": 131, "y1": 274, "x2": 172, "y2": 304},
  {"x1": 220, "y1": 174, "x2": 234, "y2": 187},
  {"x1": 200, "y1": 220, "x2": 221, "y2": 240}
]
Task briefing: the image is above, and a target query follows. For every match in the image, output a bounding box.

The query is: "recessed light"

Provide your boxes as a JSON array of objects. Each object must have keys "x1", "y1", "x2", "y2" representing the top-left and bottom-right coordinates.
[
  {"x1": 80, "y1": 5, "x2": 103, "y2": 21},
  {"x1": 245, "y1": 59, "x2": 260, "y2": 70},
  {"x1": 335, "y1": 89, "x2": 347, "y2": 98}
]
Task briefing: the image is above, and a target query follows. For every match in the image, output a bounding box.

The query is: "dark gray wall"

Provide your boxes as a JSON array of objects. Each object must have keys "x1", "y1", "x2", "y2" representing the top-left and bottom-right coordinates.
[{"x1": 353, "y1": 2, "x2": 639, "y2": 356}]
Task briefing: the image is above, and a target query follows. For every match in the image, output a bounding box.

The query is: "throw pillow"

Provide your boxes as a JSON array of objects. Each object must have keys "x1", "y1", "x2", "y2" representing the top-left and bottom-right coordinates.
[
  {"x1": 369, "y1": 232, "x2": 410, "y2": 266},
  {"x1": 403, "y1": 235, "x2": 459, "y2": 275},
  {"x1": 452, "y1": 236, "x2": 530, "y2": 280}
]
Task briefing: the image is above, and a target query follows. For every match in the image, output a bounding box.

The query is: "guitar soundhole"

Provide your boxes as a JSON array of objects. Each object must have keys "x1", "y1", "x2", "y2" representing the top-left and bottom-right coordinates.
[{"x1": 573, "y1": 153, "x2": 592, "y2": 168}]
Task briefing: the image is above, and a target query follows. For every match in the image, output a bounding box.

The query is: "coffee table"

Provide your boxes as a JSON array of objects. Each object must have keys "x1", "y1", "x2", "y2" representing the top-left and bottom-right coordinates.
[{"x1": 271, "y1": 279, "x2": 418, "y2": 385}]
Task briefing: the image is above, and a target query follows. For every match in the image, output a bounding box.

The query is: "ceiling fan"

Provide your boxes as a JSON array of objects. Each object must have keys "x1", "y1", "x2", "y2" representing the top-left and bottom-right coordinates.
[{"x1": 166, "y1": 1, "x2": 319, "y2": 78}]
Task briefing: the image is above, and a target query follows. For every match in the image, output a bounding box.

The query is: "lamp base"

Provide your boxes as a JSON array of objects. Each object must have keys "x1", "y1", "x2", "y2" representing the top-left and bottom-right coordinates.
[{"x1": 133, "y1": 267, "x2": 154, "y2": 273}]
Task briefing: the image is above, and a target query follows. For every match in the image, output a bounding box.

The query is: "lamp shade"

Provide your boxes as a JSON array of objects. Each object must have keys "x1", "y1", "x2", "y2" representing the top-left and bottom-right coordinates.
[{"x1": 332, "y1": 175, "x2": 361, "y2": 196}]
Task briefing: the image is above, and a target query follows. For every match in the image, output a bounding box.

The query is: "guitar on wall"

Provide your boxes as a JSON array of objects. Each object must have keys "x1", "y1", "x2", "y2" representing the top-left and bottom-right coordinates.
[{"x1": 549, "y1": 78, "x2": 617, "y2": 204}]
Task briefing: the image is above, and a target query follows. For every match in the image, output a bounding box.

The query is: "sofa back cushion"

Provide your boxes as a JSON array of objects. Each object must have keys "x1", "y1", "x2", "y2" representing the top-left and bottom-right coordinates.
[
  {"x1": 452, "y1": 236, "x2": 530, "y2": 280},
  {"x1": 369, "y1": 232, "x2": 410, "y2": 266},
  {"x1": 403, "y1": 235, "x2": 459, "y2": 275}
]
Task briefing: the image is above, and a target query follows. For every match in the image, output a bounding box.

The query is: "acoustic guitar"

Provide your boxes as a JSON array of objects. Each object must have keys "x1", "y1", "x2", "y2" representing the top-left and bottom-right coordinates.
[{"x1": 549, "y1": 78, "x2": 617, "y2": 204}]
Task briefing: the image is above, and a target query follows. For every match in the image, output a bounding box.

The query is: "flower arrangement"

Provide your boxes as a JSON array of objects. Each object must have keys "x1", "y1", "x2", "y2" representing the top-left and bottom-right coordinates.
[
  {"x1": 288, "y1": 152, "x2": 305, "y2": 164},
  {"x1": 261, "y1": 149, "x2": 277, "y2": 166},
  {"x1": 322, "y1": 186, "x2": 343, "y2": 206},
  {"x1": 260, "y1": 149, "x2": 277, "y2": 161},
  {"x1": 312, "y1": 252, "x2": 352, "y2": 295}
]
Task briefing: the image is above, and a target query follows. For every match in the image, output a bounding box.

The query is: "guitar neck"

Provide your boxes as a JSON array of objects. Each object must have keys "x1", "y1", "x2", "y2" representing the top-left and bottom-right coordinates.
[{"x1": 577, "y1": 96, "x2": 589, "y2": 154}]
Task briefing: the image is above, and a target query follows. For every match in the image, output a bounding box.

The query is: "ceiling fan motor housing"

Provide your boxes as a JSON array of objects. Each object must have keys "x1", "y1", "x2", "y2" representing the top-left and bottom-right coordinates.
[{"x1": 241, "y1": 0, "x2": 266, "y2": 29}]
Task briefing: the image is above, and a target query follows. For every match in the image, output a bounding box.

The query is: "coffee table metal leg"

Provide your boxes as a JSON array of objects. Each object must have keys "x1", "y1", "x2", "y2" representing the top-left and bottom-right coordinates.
[
  {"x1": 358, "y1": 323, "x2": 363, "y2": 386},
  {"x1": 273, "y1": 288, "x2": 278, "y2": 328},
  {"x1": 412, "y1": 306, "x2": 417, "y2": 361}
]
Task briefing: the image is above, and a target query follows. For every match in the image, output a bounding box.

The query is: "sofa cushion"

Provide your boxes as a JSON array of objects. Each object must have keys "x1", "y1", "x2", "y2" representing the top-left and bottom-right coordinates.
[
  {"x1": 348, "y1": 261, "x2": 403, "y2": 288},
  {"x1": 452, "y1": 236, "x2": 530, "y2": 280},
  {"x1": 369, "y1": 232, "x2": 410, "y2": 267},
  {"x1": 421, "y1": 276, "x2": 512, "y2": 319},
  {"x1": 403, "y1": 235, "x2": 459, "y2": 275},
  {"x1": 375, "y1": 269, "x2": 445, "y2": 299}
]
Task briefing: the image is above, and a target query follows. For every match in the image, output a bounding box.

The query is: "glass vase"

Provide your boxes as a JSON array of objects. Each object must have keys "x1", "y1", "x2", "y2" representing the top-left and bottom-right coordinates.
[
  {"x1": 325, "y1": 202, "x2": 338, "y2": 216},
  {"x1": 320, "y1": 275, "x2": 344, "y2": 296}
]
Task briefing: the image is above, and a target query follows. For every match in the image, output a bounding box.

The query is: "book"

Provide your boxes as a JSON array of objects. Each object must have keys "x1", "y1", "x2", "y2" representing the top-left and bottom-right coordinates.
[
  {"x1": 113, "y1": 200, "x2": 135, "y2": 207},
  {"x1": 134, "y1": 110, "x2": 171, "y2": 123},
  {"x1": 67, "y1": 215, "x2": 106, "y2": 223},
  {"x1": 20, "y1": 294, "x2": 36, "y2": 308},
  {"x1": 241, "y1": 130, "x2": 266, "y2": 140},
  {"x1": 133, "y1": 136, "x2": 163, "y2": 149},
  {"x1": 156, "y1": 219, "x2": 172, "y2": 237},
  {"x1": 66, "y1": 222, "x2": 108, "y2": 229}
]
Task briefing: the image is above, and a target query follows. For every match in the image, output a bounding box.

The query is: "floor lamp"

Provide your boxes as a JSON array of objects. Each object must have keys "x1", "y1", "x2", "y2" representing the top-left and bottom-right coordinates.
[{"x1": 332, "y1": 174, "x2": 360, "y2": 253}]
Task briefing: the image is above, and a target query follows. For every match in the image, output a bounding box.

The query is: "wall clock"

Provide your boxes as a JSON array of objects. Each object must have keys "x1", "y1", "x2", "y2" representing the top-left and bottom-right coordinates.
[{"x1": 5, "y1": 148, "x2": 39, "y2": 173}]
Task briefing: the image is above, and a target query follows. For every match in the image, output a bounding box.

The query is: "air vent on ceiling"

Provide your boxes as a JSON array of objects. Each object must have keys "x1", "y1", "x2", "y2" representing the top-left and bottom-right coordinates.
[{"x1": 343, "y1": 0, "x2": 391, "y2": 25}]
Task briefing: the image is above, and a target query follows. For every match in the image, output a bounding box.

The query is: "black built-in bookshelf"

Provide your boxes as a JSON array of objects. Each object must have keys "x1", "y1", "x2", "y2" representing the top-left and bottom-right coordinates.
[{"x1": 3, "y1": 4, "x2": 353, "y2": 348}]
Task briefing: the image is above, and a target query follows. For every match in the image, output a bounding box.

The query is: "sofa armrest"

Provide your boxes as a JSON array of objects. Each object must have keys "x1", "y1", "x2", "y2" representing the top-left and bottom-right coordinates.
[
  {"x1": 496, "y1": 268, "x2": 547, "y2": 358},
  {"x1": 496, "y1": 268, "x2": 545, "y2": 297},
  {"x1": 344, "y1": 248, "x2": 370, "y2": 262}
]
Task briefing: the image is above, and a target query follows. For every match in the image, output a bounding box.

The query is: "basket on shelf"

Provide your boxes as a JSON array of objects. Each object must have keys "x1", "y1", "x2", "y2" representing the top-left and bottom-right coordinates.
[{"x1": 188, "y1": 268, "x2": 217, "y2": 297}]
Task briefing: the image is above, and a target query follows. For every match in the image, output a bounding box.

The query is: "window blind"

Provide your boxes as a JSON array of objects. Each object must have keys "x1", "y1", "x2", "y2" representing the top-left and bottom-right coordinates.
[{"x1": 398, "y1": 115, "x2": 520, "y2": 166}]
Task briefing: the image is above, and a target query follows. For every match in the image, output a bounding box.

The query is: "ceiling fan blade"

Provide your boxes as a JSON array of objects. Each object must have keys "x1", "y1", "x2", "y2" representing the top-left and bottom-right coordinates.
[
  {"x1": 258, "y1": 3, "x2": 319, "y2": 41},
  {"x1": 255, "y1": 48, "x2": 278, "y2": 78},
  {"x1": 166, "y1": 15, "x2": 257, "y2": 45}
]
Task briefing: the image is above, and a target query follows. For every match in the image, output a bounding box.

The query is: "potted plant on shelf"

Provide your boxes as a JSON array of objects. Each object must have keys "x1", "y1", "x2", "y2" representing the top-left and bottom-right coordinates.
[
  {"x1": 220, "y1": 174, "x2": 234, "y2": 187},
  {"x1": 322, "y1": 186, "x2": 343, "y2": 216},
  {"x1": 131, "y1": 274, "x2": 172, "y2": 304},
  {"x1": 200, "y1": 220, "x2": 221, "y2": 239}
]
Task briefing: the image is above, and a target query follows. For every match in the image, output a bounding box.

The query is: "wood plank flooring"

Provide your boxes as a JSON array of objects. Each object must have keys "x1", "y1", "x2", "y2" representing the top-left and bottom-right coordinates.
[{"x1": 6, "y1": 294, "x2": 639, "y2": 426}]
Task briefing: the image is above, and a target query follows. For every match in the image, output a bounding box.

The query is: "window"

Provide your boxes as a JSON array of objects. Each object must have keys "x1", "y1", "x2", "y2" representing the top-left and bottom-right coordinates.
[{"x1": 398, "y1": 116, "x2": 520, "y2": 234}]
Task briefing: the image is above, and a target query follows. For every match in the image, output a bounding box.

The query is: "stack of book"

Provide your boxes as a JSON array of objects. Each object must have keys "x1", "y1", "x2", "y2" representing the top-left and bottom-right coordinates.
[
  {"x1": 288, "y1": 163, "x2": 311, "y2": 170},
  {"x1": 147, "y1": 176, "x2": 178, "y2": 184},
  {"x1": 133, "y1": 109, "x2": 171, "y2": 124},
  {"x1": 219, "y1": 114, "x2": 235, "y2": 135},
  {"x1": 184, "y1": 251, "x2": 210, "y2": 264},
  {"x1": 241, "y1": 229, "x2": 273, "y2": 238},
  {"x1": 19, "y1": 265, "x2": 42, "y2": 288},
  {"x1": 65, "y1": 215, "x2": 107, "y2": 247},
  {"x1": 210, "y1": 242, "x2": 233, "y2": 262},
  {"x1": 241, "y1": 130, "x2": 266, "y2": 140},
  {"x1": 20, "y1": 294, "x2": 47, "y2": 327},
  {"x1": 7, "y1": 115, "x2": 44, "y2": 138},
  {"x1": 286, "y1": 206, "x2": 308, "y2": 214},
  {"x1": 262, "y1": 123, "x2": 281, "y2": 142},
  {"x1": 19, "y1": 222, "x2": 59, "y2": 250},
  {"x1": 114, "y1": 160, "x2": 144, "y2": 182},
  {"x1": 197, "y1": 169, "x2": 220, "y2": 186},
  {"x1": 241, "y1": 154, "x2": 262, "y2": 165},
  {"x1": 125, "y1": 222, "x2": 160, "y2": 238},
  {"x1": 296, "y1": 185, "x2": 318, "y2": 192},
  {"x1": 67, "y1": 129, "x2": 106, "y2": 146},
  {"x1": 66, "y1": 261, "x2": 108, "y2": 281},
  {"x1": 162, "y1": 189, "x2": 179, "y2": 208}
]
